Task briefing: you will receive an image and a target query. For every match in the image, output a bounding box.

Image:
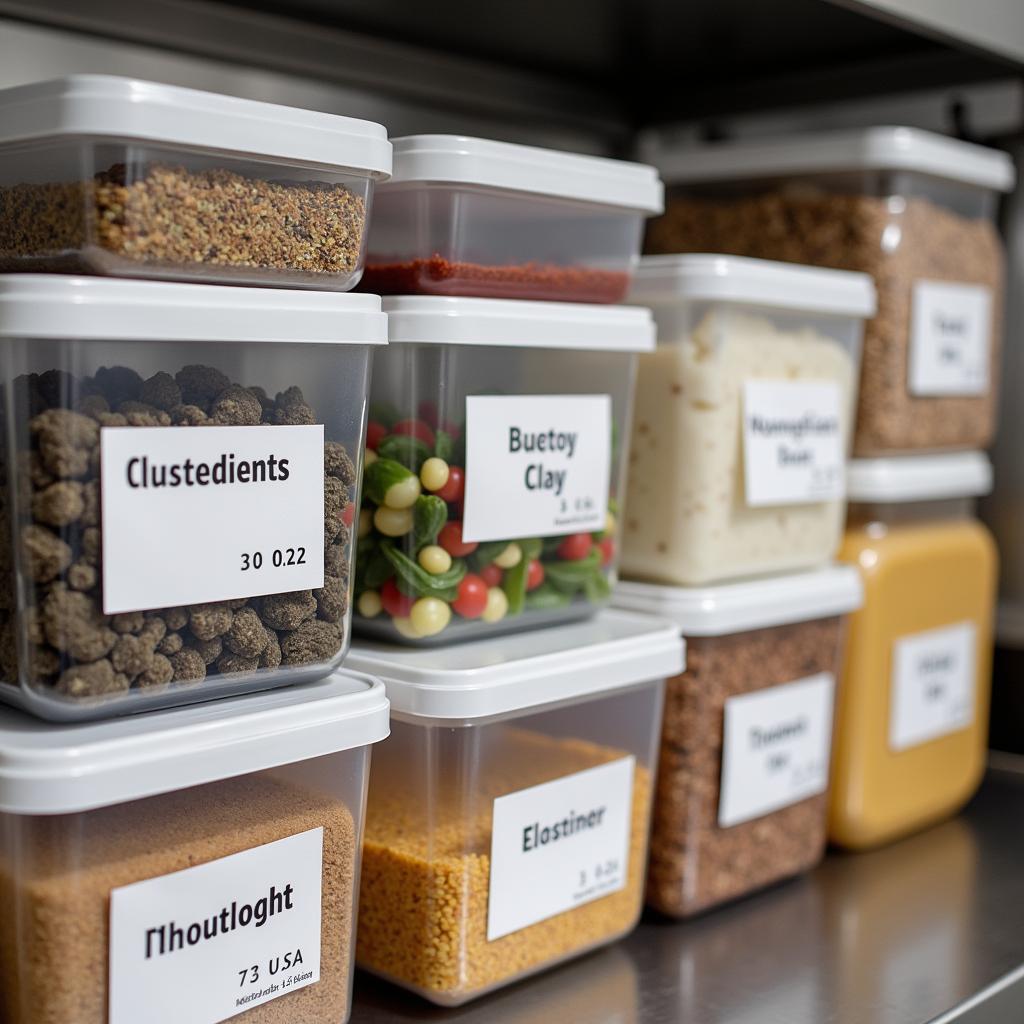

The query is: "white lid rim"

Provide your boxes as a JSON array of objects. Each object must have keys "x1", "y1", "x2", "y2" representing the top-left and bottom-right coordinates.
[{"x1": 847, "y1": 452, "x2": 993, "y2": 503}]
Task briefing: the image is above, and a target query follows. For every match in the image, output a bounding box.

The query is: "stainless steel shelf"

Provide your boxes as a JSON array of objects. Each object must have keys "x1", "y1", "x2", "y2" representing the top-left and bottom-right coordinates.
[{"x1": 351, "y1": 769, "x2": 1024, "y2": 1024}]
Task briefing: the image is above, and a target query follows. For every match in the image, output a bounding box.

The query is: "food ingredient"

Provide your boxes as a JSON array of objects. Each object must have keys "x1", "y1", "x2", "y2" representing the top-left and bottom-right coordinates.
[
  {"x1": 0, "y1": 364, "x2": 355, "y2": 703},
  {"x1": 0, "y1": 163, "x2": 367, "y2": 282},
  {"x1": 357, "y1": 728, "x2": 650, "y2": 1001},
  {"x1": 646, "y1": 616, "x2": 842, "y2": 917},
  {"x1": 0, "y1": 773, "x2": 356, "y2": 1024},
  {"x1": 621, "y1": 310, "x2": 854, "y2": 586},
  {"x1": 646, "y1": 193, "x2": 1003, "y2": 454}
]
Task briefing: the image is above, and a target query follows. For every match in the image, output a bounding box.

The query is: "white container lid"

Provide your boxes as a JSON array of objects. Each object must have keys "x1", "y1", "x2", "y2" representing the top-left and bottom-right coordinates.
[
  {"x1": 629, "y1": 254, "x2": 877, "y2": 319},
  {"x1": 0, "y1": 75, "x2": 392, "y2": 177},
  {"x1": 385, "y1": 134, "x2": 664, "y2": 212},
  {"x1": 346, "y1": 609, "x2": 683, "y2": 722},
  {"x1": 613, "y1": 566, "x2": 863, "y2": 637},
  {"x1": 847, "y1": 452, "x2": 993, "y2": 503},
  {"x1": 0, "y1": 670, "x2": 389, "y2": 816},
  {"x1": 656, "y1": 126, "x2": 1015, "y2": 193},
  {"x1": 382, "y1": 295, "x2": 654, "y2": 352},
  {"x1": 0, "y1": 275, "x2": 387, "y2": 345}
]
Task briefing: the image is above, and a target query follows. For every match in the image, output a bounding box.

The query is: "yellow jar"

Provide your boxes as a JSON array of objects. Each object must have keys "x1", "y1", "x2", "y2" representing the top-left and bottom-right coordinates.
[{"x1": 831, "y1": 453, "x2": 996, "y2": 849}]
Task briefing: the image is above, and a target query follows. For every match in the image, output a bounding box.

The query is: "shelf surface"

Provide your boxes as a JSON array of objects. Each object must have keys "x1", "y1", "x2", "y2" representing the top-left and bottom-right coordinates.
[{"x1": 351, "y1": 767, "x2": 1024, "y2": 1023}]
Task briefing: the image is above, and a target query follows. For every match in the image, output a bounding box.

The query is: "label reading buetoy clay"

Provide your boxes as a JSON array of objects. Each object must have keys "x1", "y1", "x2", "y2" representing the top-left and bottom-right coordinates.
[
  {"x1": 487, "y1": 756, "x2": 634, "y2": 941},
  {"x1": 100, "y1": 425, "x2": 325, "y2": 613},
  {"x1": 742, "y1": 381, "x2": 844, "y2": 507},
  {"x1": 462, "y1": 395, "x2": 611, "y2": 543},
  {"x1": 109, "y1": 828, "x2": 323, "y2": 1024},
  {"x1": 908, "y1": 280, "x2": 992, "y2": 396}
]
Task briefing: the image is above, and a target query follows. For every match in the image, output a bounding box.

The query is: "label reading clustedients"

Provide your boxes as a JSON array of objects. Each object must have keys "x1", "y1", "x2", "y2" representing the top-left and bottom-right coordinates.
[
  {"x1": 100, "y1": 425, "x2": 325, "y2": 614},
  {"x1": 487, "y1": 757, "x2": 634, "y2": 941},
  {"x1": 462, "y1": 395, "x2": 611, "y2": 543},
  {"x1": 718, "y1": 673, "x2": 835, "y2": 828},
  {"x1": 109, "y1": 828, "x2": 324, "y2": 1024},
  {"x1": 742, "y1": 381, "x2": 845, "y2": 507},
  {"x1": 890, "y1": 621, "x2": 977, "y2": 751},
  {"x1": 908, "y1": 281, "x2": 992, "y2": 396}
]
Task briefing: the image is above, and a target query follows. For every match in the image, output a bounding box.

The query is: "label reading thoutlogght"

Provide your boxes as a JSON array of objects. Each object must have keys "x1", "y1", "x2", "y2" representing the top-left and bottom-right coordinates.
[
  {"x1": 742, "y1": 381, "x2": 844, "y2": 507},
  {"x1": 461, "y1": 394, "x2": 611, "y2": 543},
  {"x1": 890, "y1": 621, "x2": 977, "y2": 752},
  {"x1": 109, "y1": 828, "x2": 323, "y2": 1024},
  {"x1": 908, "y1": 280, "x2": 992, "y2": 396},
  {"x1": 487, "y1": 756, "x2": 634, "y2": 941},
  {"x1": 718, "y1": 672, "x2": 835, "y2": 828},
  {"x1": 100, "y1": 424, "x2": 325, "y2": 613}
]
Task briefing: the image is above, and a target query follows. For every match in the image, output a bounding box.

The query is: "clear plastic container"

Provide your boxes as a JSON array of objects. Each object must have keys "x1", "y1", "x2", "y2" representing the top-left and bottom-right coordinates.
[
  {"x1": 360, "y1": 135, "x2": 663, "y2": 303},
  {"x1": 0, "y1": 669, "x2": 389, "y2": 1024},
  {"x1": 645, "y1": 127, "x2": 1015, "y2": 455},
  {"x1": 614, "y1": 567, "x2": 862, "y2": 918},
  {"x1": 0, "y1": 76, "x2": 392, "y2": 289},
  {"x1": 832, "y1": 452, "x2": 996, "y2": 849},
  {"x1": 353, "y1": 296, "x2": 653, "y2": 645},
  {"x1": 0, "y1": 275, "x2": 386, "y2": 721},
  {"x1": 623, "y1": 255, "x2": 874, "y2": 586},
  {"x1": 345, "y1": 609, "x2": 682, "y2": 1005}
]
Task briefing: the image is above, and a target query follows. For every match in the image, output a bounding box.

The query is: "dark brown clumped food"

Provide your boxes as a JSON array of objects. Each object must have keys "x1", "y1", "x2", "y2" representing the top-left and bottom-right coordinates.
[
  {"x1": 646, "y1": 193, "x2": 1004, "y2": 454},
  {"x1": 646, "y1": 617, "x2": 842, "y2": 918},
  {"x1": 0, "y1": 773, "x2": 357, "y2": 1024},
  {"x1": 0, "y1": 163, "x2": 367, "y2": 282},
  {"x1": 0, "y1": 364, "x2": 355, "y2": 704}
]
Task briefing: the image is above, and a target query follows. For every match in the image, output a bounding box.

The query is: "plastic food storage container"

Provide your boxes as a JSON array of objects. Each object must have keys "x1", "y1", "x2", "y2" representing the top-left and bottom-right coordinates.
[
  {"x1": 0, "y1": 75, "x2": 392, "y2": 289},
  {"x1": 622, "y1": 255, "x2": 874, "y2": 586},
  {"x1": 345, "y1": 609, "x2": 682, "y2": 1005},
  {"x1": 0, "y1": 669, "x2": 389, "y2": 1024},
  {"x1": 645, "y1": 127, "x2": 1015, "y2": 455},
  {"x1": 614, "y1": 566, "x2": 862, "y2": 917},
  {"x1": 353, "y1": 296, "x2": 653, "y2": 645},
  {"x1": 360, "y1": 135, "x2": 663, "y2": 303},
  {"x1": 831, "y1": 452, "x2": 995, "y2": 849},
  {"x1": 0, "y1": 275, "x2": 386, "y2": 721}
]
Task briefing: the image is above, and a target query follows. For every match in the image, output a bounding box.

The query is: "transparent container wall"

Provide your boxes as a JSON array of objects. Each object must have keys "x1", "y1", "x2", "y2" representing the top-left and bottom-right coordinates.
[
  {"x1": 0, "y1": 138, "x2": 375, "y2": 290},
  {"x1": 621, "y1": 299, "x2": 860, "y2": 586},
  {"x1": 357, "y1": 681, "x2": 663, "y2": 1005},
  {"x1": 0, "y1": 746, "x2": 370, "y2": 1024},
  {"x1": 646, "y1": 616, "x2": 844, "y2": 918},
  {"x1": 647, "y1": 168, "x2": 1005, "y2": 454},
  {"x1": 353, "y1": 343, "x2": 635, "y2": 645},
  {"x1": 832, "y1": 507, "x2": 995, "y2": 849},
  {"x1": 0, "y1": 336, "x2": 369, "y2": 720},
  {"x1": 361, "y1": 184, "x2": 643, "y2": 303}
]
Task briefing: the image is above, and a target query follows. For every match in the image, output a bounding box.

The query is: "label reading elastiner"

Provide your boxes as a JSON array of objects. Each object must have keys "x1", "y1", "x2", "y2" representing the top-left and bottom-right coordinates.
[
  {"x1": 487, "y1": 756, "x2": 634, "y2": 941},
  {"x1": 461, "y1": 394, "x2": 611, "y2": 543},
  {"x1": 908, "y1": 280, "x2": 992, "y2": 396},
  {"x1": 890, "y1": 621, "x2": 977, "y2": 751},
  {"x1": 742, "y1": 380, "x2": 844, "y2": 507},
  {"x1": 100, "y1": 425, "x2": 325, "y2": 614},
  {"x1": 718, "y1": 673, "x2": 835, "y2": 828},
  {"x1": 109, "y1": 828, "x2": 323, "y2": 1024}
]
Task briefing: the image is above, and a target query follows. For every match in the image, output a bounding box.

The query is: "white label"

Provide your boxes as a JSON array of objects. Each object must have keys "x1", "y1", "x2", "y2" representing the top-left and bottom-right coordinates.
[
  {"x1": 890, "y1": 621, "x2": 977, "y2": 751},
  {"x1": 101, "y1": 425, "x2": 325, "y2": 613},
  {"x1": 487, "y1": 756, "x2": 634, "y2": 941},
  {"x1": 908, "y1": 280, "x2": 992, "y2": 396},
  {"x1": 109, "y1": 828, "x2": 323, "y2": 1024},
  {"x1": 462, "y1": 394, "x2": 611, "y2": 543},
  {"x1": 719, "y1": 672, "x2": 835, "y2": 828},
  {"x1": 742, "y1": 380, "x2": 845, "y2": 507}
]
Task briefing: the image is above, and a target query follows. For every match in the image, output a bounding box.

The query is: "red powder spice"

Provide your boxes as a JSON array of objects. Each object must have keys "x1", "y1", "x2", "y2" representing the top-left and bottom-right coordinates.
[{"x1": 360, "y1": 254, "x2": 630, "y2": 303}]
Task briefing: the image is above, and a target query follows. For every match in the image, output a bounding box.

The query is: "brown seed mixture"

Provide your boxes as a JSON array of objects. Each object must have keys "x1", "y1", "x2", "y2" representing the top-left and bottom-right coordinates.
[
  {"x1": 0, "y1": 364, "x2": 356, "y2": 704},
  {"x1": 0, "y1": 773, "x2": 357, "y2": 1024},
  {"x1": 357, "y1": 727, "x2": 651, "y2": 1003},
  {"x1": 646, "y1": 193, "x2": 1004, "y2": 454},
  {"x1": 0, "y1": 163, "x2": 367, "y2": 282},
  {"x1": 646, "y1": 617, "x2": 842, "y2": 918}
]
